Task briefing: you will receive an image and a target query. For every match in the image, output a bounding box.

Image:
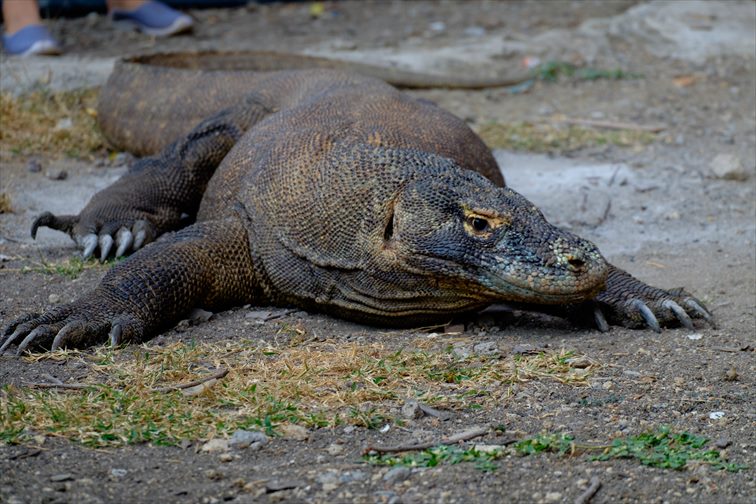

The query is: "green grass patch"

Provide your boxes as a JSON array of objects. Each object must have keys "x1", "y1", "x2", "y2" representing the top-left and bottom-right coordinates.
[
  {"x1": 477, "y1": 121, "x2": 656, "y2": 153},
  {"x1": 0, "y1": 88, "x2": 104, "y2": 160},
  {"x1": 592, "y1": 427, "x2": 747, "y2": 472},
  {"x1": 12, "y1": 256, "x2": 117, "y2": 279},
  {"x1": 365, "y1": 428, "x2": 747, "y2": 473},
  {"x1": 535, "y1": 61, "x2": 642, "y2": 82},
  {"x1": 0, "y1": 341, "x2": 594, "y2": 447},
  {"x1": 366, "y1": 444, "x2": 505, "y2": 472}
]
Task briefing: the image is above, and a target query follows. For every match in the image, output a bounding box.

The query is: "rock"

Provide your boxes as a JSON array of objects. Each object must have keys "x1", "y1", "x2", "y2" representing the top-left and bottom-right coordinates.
[
  {"x1": 280, "y1": 424, "x2": 309, "y2": 441},
  {"x1": 218, "y1": 453, "x2": 233, "y2": 462},
  {"x1": 229, "y1": 430, "x2": 268, "y2": 450},
  {"x1": 205, "y1": 469, "x2": 224, "y2": 481},
  {"x1": 201, "y1": 438, "x2": 229, "y2": 453},
  {"x1": 544, "y1": 491, "x2": 563, "y2": 502},
  {"x1": 50, "y1": 473, "x2": 73, "y2": 482},
  {"x1": 566, "y1": 357, "x2": 591, "y2": 368},
  {"x1": 110, "y1": 468, "x2": 127, "y2": 477},
  {"x1": 340, "y1": 470, "x2": 366, "y2": 483},
  {"x1": 463, "y1": 26, "x2": 486, "y2": 37},
  {"x1": 26, "y1": 159, "x2": 42, "y2": 173},
  {"x1": 512, "y1": 343, "x2": 538, "y2": 355},
  {"x1": 316, "y1": 471, "x2": 341, "y2": 492},
  {"x1": 245, "y1": 310, "x2": 272, "y2": 320},
  {"x1": 710, "y1": 153, "x2": 748, "y2": 181},
  {"x1": 723, "y1": 367, "x2": 738, "y2": 382},
  {"x1": 266, "y1": 479, "x2": 304, "y2": 493},
  {"x1": 189, "y1": 308, "x2": 213, "y2": 323},
  {"x1": 401, "y1": 399, "x2": 422, "y2": 419},
  {"x1": 326, "y1": 443, "x2": 345, "y2": 456},
  {"x1": 48, "y1": 293, "x2": 61, "y2": 304},
  {"x1": 473, "y1": 341, "x2": 499, "y2": 356},
  {"x1": 383, "y1": 467, "x2": 411, "y2": 485},
  {"x1": 46, "y1": 169, "x2": 68, "y2": 181},
  {"x1": 714, "y1": 437, "x2": 731, "y2": 448}
]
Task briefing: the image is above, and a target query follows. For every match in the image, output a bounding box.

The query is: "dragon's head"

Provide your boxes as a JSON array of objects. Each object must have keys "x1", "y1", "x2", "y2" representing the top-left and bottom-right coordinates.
[{"x1": 378, "y1": 165, "x2": 608, "y2": 308}]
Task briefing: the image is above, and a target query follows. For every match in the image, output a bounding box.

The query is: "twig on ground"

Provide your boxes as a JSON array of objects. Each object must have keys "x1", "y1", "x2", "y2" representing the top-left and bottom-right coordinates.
[
  {"x1": 418, "y1": 402, "x2": 453, "y2": 420},
  {"x1": 264, "y1": 309, "x2": 298, "y2": 322},
  {"x1": 25, "y1": 382, "x2": 91, "y2": 390},
  {"x1": 364, "y1": 425, "x2": 490, "y2": 454},
  {"x1": 574, "y1": 476, "x2": 602, "y2": 504},
  {"x1": 153, "y1": 368, "x2": 229, "y2": 393}
]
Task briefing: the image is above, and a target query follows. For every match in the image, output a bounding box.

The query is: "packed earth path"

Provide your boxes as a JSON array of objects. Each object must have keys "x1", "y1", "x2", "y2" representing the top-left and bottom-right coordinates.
[{"x1": 0, "y1": 2, "x2": 754, "y2": 503}]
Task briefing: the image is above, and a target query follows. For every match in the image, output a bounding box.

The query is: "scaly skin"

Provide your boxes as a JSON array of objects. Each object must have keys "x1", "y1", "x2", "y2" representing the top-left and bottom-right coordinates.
[{"x1": 0, "y1": 68, "x2": 712, "y2": 353}]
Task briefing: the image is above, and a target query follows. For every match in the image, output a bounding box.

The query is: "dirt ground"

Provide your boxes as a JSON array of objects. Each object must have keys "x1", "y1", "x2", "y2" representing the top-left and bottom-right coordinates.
[{"x1": 1, "y1": 1, "x2": 755, "y2": 503}]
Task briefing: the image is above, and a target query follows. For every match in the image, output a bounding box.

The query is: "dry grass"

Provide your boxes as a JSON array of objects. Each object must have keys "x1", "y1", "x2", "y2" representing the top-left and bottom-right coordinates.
[
  {"x1": 1, "y1": 338, "x2": 597, "y2": 447},
  {"x1": 0, "y1": 192, "x2": 11, "y2": 214},
  {"x1": 477, "y1": 121, "x2": 656, "y2": 153},
  {"x1": 0, "y1": 88, "x2": 104, "y2": 160}
]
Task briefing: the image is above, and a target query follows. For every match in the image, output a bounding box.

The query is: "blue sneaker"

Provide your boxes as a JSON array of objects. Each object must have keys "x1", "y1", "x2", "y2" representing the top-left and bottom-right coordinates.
[
  {"x1": 2, "y1": 25, "x2": 61, "y2": 57},
  {"x1": 110, "y1": 1, "x2": 194, "y2": 37}
]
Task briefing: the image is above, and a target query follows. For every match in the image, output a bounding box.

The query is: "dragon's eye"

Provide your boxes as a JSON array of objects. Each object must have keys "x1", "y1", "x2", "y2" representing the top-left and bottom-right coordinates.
[{"x1": 469, "y1": 216, "x2": 490, "y2": 232}]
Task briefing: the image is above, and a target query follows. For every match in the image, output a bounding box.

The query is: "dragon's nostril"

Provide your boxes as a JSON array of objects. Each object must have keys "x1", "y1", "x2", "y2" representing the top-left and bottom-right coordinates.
[{"x1": 567, "y1": 255, "x2": 585, "y2": 270}]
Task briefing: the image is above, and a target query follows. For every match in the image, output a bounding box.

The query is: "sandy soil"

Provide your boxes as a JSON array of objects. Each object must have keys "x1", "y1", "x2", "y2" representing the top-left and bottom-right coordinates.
[{"x1": 1, "y1": 2, "x2": 754, "y2": 503}]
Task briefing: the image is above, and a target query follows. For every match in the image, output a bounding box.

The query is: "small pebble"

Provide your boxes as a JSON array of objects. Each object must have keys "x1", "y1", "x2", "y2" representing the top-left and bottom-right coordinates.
[
  {"x1": 280, "y1": 424, "x2": 309, "y2": 441},
  {"x1": 544, "y1": 492, "x2": 563, "y2": 503},
  {"x1": 48, "y1": 293, "x2": 60, "y2": 304},
  {"x1": 383, "y1": 467, "x2": 411, "y2": 485},
  {"x1": 46, "y1": 170, "x2": 68, "y2": 181},
  {"x1": 723, "y1": 367, "x2": 738, "y2": 382},
  {"x1": 463, "y1": 26, "x2": 486, "y2": 37},
  {"x1": 229, "y1": 429, "x2": 268, "y2": 450},
  {"x1": 401, "y1": 399, "x2": 422, "y2": 419},
  {"x1": 201, "y1": 438, "x2": 229, "y2": 453},
  {"x1": 110, "y1": 468, "x2": 127, "y2": 478},
  {"x1": 27, "y1": 159, "x2": 42, "y2": 173},
  {"x1": 714, "y1": 437, "x2": 731, "y2": 449},
  {"x1": 50, "y1": 474, "x2": 73, "y2": 482},
  {"x1": 205, "y1": 469, "x2": 224, "y2": 481},
  {"x1": 710, "y1": 153, "x2": 748, "y2": 181},
  {"x1": 326, "y1": 443, "x2": 344, "y2": 456}
]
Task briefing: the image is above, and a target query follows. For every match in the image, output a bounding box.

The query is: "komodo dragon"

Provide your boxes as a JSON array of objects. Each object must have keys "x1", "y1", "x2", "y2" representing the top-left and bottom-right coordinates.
[{"x1": 0, "y1": 54, "x2": 713, "y2": 354}]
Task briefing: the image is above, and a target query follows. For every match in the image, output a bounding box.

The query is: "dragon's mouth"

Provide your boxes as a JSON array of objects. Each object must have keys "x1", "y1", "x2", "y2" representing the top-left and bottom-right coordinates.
[{"x1": 480, "y1": 265, "x2": 608, "y2": 304}]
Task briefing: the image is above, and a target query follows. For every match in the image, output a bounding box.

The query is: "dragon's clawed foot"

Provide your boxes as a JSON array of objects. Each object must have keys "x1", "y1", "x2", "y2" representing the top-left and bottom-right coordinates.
[
  {"x1": 592, "y1": 267, "x2": 715, "y2": 333},
  {"x1": 32, "y1": 211, "x2": 157, "y2": 262},
  {"x1": 0, "y1": 298, "x2": 145, "y2": 355}
]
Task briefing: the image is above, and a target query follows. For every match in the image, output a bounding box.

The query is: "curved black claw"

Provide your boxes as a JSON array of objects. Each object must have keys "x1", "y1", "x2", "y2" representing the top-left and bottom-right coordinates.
[
  {"x1": 31, "y1": 212, "x2": 77, "y2": 239},
  {"x1": 662, "y1": 299, "x2": 694, "y2": 330},
  {"x1": 631, "y1": 299, "x2": 661, "y2": 333},
  {"x1": 685, "y1": 298, "x2": 715, "y2": 326},
  {"x1": 593, "y1": 305, "x2": 609, "y2": 333}
]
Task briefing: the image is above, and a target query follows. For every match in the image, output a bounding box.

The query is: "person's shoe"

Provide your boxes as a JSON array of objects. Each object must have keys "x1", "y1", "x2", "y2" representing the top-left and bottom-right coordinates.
[
  {"x1": 2, "y1": 25, "x2": 62, "y2": 57},
  {"x1": 110, "y1": 1, "x2": 194, "y2": 37}
]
